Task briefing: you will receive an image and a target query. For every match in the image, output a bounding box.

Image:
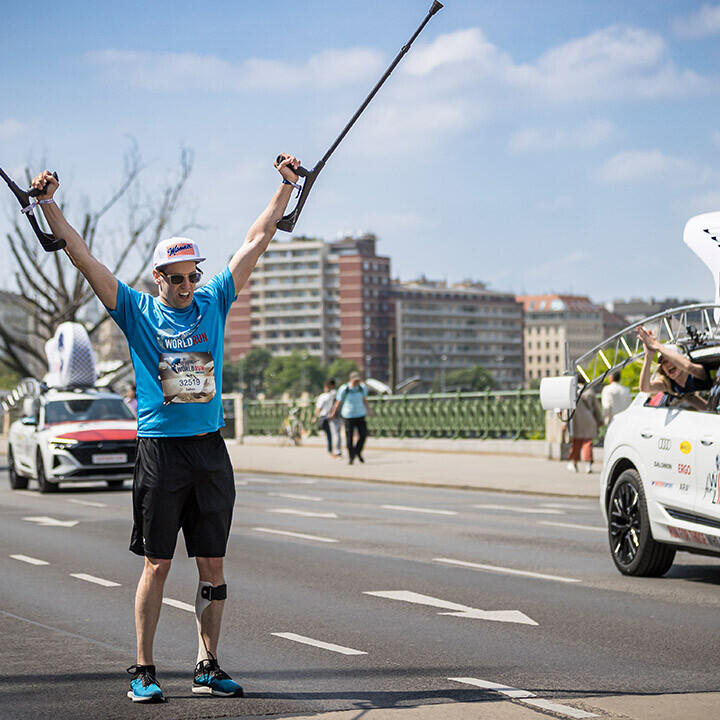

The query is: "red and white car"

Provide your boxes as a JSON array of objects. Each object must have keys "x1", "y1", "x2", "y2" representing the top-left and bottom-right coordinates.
[{"x1": 8, "y1": 388, "x2": 137, "y2": 493}]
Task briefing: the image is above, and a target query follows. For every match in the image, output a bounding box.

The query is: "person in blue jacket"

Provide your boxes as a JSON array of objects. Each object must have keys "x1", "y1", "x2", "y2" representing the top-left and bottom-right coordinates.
[
  {"x1": 331, "y1": 371, "x2": 375, "y2": 464},
  {"x1": 31, "y1": 153, "x2": 301, "y2": 703}
]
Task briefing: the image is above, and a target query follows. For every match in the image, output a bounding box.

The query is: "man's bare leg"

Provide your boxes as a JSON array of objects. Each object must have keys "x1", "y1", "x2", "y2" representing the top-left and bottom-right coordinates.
[
  {"x1": 135, "y1": 556, "x2": 172, "y2": 665},
  {"x1": 195, "y1": 556, "x2": 226, "y2": 662}
]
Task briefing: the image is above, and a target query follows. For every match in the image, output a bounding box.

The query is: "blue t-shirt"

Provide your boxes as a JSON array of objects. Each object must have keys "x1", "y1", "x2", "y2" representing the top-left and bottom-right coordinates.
[
  {"x1": 108, "y1": 268, "x2": 237, "y2": 437},
  {"x1": 336, "y1": 383, "x2": 368, "y2": 419}
]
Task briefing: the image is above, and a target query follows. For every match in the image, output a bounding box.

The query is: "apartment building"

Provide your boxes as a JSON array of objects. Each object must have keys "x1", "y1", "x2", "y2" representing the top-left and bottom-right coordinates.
[
  {"x1": 225, "y1": 234, "x2": 392, "y2": 379},
  {"x1": 518, "y1": 294, "x2": 604, "y2": 383},
  {"x1": 393, "y1": 279, "x2": 524, "y2": 390}
]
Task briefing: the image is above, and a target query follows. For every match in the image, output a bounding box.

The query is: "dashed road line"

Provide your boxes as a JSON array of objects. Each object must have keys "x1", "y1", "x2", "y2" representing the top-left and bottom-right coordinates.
[
  {"x1": 434, "y1": 557, "x2": 581, "y2": 583},
  {"x1": 163, "y1": 598, "x2": 195, "y2": 612},
  {"x1": 272, "y1": 632, "x2": 367, "y2": 655},
  {"x1": 70, "y1": 573, "x2": 121, "y2": 587},
  {"x1": 10, "y1": 554, "x2": 49, "y2": 566},
  {"x1": 253, "y1": 527, "x2": 338, "y2": 543},
  {"x1": 268, "y1": 508, "x2": 338, "y2": 518},
  {"x1": 268, "y1": 492, "x2": 324, "y2": 502},
  {"x1": 67, "y1": 499, "x2": 107, "y2": 508},
  {"x1": 540, "y1": 521, "x2": 605, "y2": 533},
  {"x1": 381, "y1": 505, "x2": 457, "y2": 516},
  {"x1": 540, "y1": 502, "x2": 595, "y2": 510},
  {"x1": 473, "y1": 504, "x2": 564, "y2": 515},
  {"x1": 448, "y1": 678, "x2": 598, "y2": 719}
]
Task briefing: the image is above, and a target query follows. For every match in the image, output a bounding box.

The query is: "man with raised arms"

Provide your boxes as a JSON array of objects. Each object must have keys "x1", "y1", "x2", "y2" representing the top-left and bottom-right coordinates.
[{"x1": 31, "y1": 154, "x2": 301, "y2": 703}]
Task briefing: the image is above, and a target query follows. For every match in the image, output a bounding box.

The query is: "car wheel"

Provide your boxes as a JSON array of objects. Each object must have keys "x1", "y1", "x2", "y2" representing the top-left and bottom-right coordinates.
[
  {"x1": 608, "y1": 468, "x2": 675, "y2": 576},
  {"x1": 36, "y1": 450, "x2": 58, "y2": 494},
  {"x1": 106, "y1": 479, "x2": 125, "y2": 488},
  {"x1": 8, "y1": 447, "x2": 29, "y2": 490}
]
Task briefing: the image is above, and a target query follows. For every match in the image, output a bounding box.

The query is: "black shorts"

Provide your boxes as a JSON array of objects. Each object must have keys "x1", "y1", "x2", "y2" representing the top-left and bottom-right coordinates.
[{"x1": 130, "y1": 431, "x2": 235, "y2": 559}]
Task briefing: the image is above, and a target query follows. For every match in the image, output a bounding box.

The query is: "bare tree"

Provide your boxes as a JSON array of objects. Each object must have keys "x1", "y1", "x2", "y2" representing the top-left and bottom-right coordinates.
[{"x1": 0, "y1": 145, "x2": 198, "y2": 379}]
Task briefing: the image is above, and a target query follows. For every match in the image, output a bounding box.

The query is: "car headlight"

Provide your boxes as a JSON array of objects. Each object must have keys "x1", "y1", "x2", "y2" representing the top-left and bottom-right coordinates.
[{"x1": 48, "y1": 437, "x2": 80, "y2": 449}]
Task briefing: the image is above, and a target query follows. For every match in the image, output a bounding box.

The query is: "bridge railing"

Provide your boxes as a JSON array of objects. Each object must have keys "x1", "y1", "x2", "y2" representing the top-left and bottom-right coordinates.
[{"x1": 222, "y1": 390, "x2": 546, "y2": 441}]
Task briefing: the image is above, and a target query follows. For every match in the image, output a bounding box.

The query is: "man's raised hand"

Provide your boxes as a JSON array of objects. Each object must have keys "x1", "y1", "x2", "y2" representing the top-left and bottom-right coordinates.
[
  {"x1": 31, "y1": 170, "x2": 59, "y2": 201},
  {"x1": 274, "y1": 154, "x2": 300, "y2": 183}
]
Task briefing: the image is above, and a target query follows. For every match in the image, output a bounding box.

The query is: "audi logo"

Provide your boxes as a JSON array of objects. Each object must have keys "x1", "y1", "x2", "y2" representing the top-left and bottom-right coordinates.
[{"x1": 658, "y1": 438, "x2": 672, "y2": 451}]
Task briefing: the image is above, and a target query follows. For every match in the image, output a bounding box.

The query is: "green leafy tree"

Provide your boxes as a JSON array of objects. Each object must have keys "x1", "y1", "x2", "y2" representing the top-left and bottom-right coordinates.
[
  {"x1": 325, "y1": 357, "x2": 359, "y2": 385},
  {"x1": 0, "y1": 361, "x2": 21, "y2": 390},
  {"x1": 581, "y1": 347, "x2": 642, "y2": 392},
  {"x1": 264, "y1": 351, "x2": 325, "y2": 397},
  {"x1": 432, "y1": 364, "x2": 498, "y2": 392},
  {"x1": 222, "y1": 347, "x2": 272, "y2": 395}
]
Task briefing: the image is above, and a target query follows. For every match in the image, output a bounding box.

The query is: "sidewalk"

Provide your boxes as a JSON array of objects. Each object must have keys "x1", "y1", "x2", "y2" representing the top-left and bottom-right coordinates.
[{"x1": 227, "y1": 437, "x2": 600, "y2": 498}]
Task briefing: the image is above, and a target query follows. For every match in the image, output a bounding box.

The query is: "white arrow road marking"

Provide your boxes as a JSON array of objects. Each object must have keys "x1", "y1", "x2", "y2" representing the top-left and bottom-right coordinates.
[
  {"x1": 272, "y1": 633, "x2": 367, "y2": 655},
  {"x1": 381, "y1": 505, "x2": 457, "y2": 516},
  {"x1": 434, "y1": 558, "x2": 581, "y2": 584},
  {"x1": 268, "y1": 508, "x2": 338, "y2": 518},
  {"x1": 473, "y1": 504, "x2": 565, "y2": 515},
  {"x1": 540, "y1": 521, "x2": 605, "y2": 533},
  {"x1": 253, "y1": 527, "x2": 338, "y2": 543},
  {"x1": 364, "y1": 590, "x2": 537, "y2": 626},
  {"x1": 23, "y1": 516, "x2": 79, "y2": 528},
  {"x1": 67, "y1": 499, "x2": 107, "y2": 508},
  {"x1": 10, "y1": 554, "x2": 49, "y2": 566},
  {"x1": 268, "y1": 492, "x2": 324, "y2": 502},
  {"x1": 70, "y1": 573, "x2": 120, "y2": 587},
  {"x1": 163, "y1": 598, "x2": 195, "y2": 612},
  {"x1": 448, "y1": 678, "x2": 598, "y2": 718}
]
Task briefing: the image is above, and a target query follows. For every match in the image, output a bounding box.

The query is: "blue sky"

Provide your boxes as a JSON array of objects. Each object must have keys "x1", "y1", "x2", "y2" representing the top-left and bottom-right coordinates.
[{"x1": 2, "y1": 0, "x2": 719, "y2": 305}]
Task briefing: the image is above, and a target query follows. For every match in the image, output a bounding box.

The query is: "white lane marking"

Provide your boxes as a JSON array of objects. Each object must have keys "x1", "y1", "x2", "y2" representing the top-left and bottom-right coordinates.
[
  {"x1": 253, "y1": 527, "x2": 338, "y2": 543},
  {"x1": 67, "y1": 499, "x2": 107, "y2": 508},
  {"x1": 10, "y1": 554, "x2": 49, "y2": 566},
  {"x1": 540, "y1": 521, "x2": 605, "y2": 533},
  {"x1": 473, "y1": 504, "x2": 564, "y2": 515},
  {"x1": 272, "y1": 632, "x2": 367, "y2": 655},
  {"x1": 70, "y1": 573, "x2": 120, "y2": 587},
  {"x1": 245, "y1": 477, "x2": 318, "y2": 485},
  {"x1": 235, "y1": 480, "x2": 249, "y2": 486},
  {"x1": 23, "y1": 516, "x2": 79, "y2": 527},
  {"x1": 523, "y1": 698, "x2": 598, "y2": 718},
  {"x1": 163, "y1": 598, "x2": 195, "y2": 612},
  {"x1": 16, "y1": 490, "x2": 39, "y2": 497},
  {"x1": 268, "y1": 492, "x2": 324, "y2": 502},
  {"x1": 540, "y1": 502, "x2": 594, "y2": 510},
  {"x1": 268, "y1": 508, "x2": 338, "y2": 519},
  {"x1": 434, "y1": 558, "x2": 581, "y2": 584},
  {"x1": 364, "y1": 590, "x2": 537, "y2": 626},
  {"x1": 381, "y1": 505, "x2": 457, "y2": 516},
  {"x1": 448, "y1": 678, "x2": 598, "y2": 718},
  {"x1": 448, "y1": 677, "x2": 534, "y2": 698}
]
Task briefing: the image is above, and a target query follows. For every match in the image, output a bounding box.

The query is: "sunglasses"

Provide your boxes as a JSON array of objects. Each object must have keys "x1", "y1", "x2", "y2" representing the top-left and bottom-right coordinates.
[{"x1": 159, "y1": 270, "x2": 203, "y2": 285}]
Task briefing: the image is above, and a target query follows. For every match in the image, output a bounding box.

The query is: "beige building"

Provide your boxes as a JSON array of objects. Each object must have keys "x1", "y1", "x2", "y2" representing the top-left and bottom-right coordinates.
[
  {"x1": 393, "y1": 279, "x2": 524, "y2": 390},
  {"x1": 518, "y1": 294, "x2": 604, "y2": 383}
]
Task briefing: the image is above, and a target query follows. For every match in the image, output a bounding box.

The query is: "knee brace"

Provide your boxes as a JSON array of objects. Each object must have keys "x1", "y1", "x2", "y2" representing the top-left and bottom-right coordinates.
[{"x1": 195, "y1": 582, "x2": 227, "y2": 662}]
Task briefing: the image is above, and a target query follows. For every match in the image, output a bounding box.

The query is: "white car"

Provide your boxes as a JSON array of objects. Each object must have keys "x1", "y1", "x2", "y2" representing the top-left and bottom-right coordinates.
[
  {"x1": 541, "y1": 318, "x2": 720, "y2": 576},
  {"x1": 8, "y1": 388, "x2": 137, "y2": 493}
]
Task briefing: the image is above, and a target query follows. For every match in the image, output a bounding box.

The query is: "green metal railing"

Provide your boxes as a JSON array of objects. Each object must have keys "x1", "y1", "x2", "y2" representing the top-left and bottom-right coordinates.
[{"x1": 235, "y1": 390, "x2": 545, "y2": 440}]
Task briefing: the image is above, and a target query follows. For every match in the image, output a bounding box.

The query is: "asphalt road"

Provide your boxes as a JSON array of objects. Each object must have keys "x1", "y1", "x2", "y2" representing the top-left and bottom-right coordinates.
[{"x1": 1, "y1": 459, "x2": 720, "y2": 720}]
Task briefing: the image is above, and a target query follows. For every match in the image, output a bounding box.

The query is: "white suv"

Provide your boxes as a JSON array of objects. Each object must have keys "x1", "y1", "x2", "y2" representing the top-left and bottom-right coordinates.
[{"x1": 8, "y1": 388, "x2": 137, "y2": 493}]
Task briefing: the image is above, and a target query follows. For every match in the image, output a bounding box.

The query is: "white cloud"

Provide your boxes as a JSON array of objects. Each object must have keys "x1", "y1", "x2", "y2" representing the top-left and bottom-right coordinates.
[
  {"x1": 673, "y1": 4, "x2": 720, "y2": 37},
  {"x1": 595, "y1": 150, "x2": 711, "y2": 183},
  {"x1": 87, "y1": 47, "x2": 385, "y2": 92},
  {"x1": 0, "y1": 119, "x2": 25, "y2": 141},
  {"x1": 509, "y1": 120, "x2": 614, "y2": 153}
]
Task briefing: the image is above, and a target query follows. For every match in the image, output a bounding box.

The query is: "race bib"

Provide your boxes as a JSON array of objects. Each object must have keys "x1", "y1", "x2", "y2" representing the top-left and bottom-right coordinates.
[{"x1": 158, "y1": 352, "x2": 216, "y2": 404}]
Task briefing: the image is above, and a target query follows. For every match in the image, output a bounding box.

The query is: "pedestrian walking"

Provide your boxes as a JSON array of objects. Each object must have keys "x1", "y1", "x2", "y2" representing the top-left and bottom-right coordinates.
[
  {"x1": 312, "y1": 379, "x2": 341, "y2": 457},
  {"x1": 566, "y1": 380, "x2": 603, "y2": 474},
  {"x1": 332, "y1": 371, "x2": 374, "y2": 464},
  {"x1": 30, "y1": 153, "x2": 302, "y2": 703},
  {"x1": 123, "y1": 384, "x2": 137, "y2": 416},
  {"x1": 600, "y1": 371, "x2": 631, "y2": 425}
]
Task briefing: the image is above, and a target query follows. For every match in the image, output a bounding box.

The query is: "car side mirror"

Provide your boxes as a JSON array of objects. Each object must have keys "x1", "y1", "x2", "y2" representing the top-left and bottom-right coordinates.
[
  {"x1": 21, "y1": 416, "x2": 38, "y2": 426},
  {"x1": 540, "y1": 376, "x2": 578, "y2": 411}
]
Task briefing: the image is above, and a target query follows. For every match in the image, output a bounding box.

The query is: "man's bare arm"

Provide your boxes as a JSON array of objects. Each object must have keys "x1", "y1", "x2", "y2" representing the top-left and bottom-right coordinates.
[
  {"x1": 33, "y1": 171, "x2": 118, "y2": 310},
  {"x1": 228, "y1": 155, "x2": 299, "y2": 295}
]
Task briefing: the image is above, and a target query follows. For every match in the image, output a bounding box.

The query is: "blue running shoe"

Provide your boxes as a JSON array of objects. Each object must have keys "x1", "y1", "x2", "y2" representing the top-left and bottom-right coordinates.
[
  {"x1": 192, "y1": 653, "x2": 244, "y2": 697},
  {"x1": 126, "y1": 664, "x2": 166, "y2": 703}
]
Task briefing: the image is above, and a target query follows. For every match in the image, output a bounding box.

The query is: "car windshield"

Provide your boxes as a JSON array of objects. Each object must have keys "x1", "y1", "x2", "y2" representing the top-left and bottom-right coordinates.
[{"x1": 45, "y1": 398, "x2": 135, "y2": 424}]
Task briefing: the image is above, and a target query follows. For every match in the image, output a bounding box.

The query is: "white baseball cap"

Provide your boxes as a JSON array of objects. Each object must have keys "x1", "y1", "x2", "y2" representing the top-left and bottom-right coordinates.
[{"x1": 152, "y1": 237, "x2": 206, "y2": 269}]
